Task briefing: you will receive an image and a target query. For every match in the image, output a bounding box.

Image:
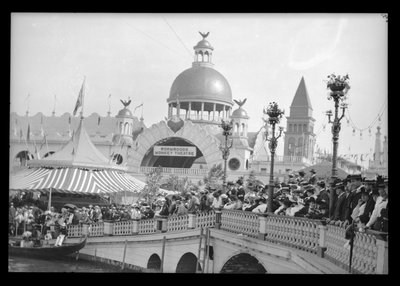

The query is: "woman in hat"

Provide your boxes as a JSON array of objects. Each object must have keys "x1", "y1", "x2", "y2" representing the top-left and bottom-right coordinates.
[
  {"x1": 365, "y1": 183, "x2": 388, "y2": 230},
  {"x1": 308, "y1": 169, "x2": 317, "y2": 185}
]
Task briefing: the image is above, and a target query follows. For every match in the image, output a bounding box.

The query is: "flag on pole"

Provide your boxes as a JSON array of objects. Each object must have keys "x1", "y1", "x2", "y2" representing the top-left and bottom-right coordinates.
[
  {"x1": 73, "y1": 78, "x2": 85, "y2": 116},
  {"x1": 134, "y1": 103, "x2": 143, "y2": 113},
  {"x1": 40, "y1": 133, "x2": 47, "y2": 151},
  {"x1": 27, "y1": 124, "x2": 31, "y2": 141}
]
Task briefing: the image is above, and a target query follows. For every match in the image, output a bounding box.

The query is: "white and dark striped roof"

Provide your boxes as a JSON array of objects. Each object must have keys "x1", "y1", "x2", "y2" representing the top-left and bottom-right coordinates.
[{"x1": 10, "y1": 167, "x2": 146, "y2": 194}]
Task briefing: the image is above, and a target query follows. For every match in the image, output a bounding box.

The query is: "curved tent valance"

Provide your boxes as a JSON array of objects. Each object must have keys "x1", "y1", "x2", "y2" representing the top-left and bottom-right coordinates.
[{"x1": 9, "y1": 167, "x2": 146, "y2": 195}]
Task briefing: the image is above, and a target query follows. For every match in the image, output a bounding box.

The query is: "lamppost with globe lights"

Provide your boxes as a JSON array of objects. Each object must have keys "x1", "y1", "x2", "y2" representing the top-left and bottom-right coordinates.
[
  {"x1": 219, "y1": 119, "x2": 233, "y2": 191},
  {"x1": 263, "y1": 102, "x2": 285, "y2": 213},
  {"x1": 325, "y1": 73, "x2": 350, "y2": 217}
]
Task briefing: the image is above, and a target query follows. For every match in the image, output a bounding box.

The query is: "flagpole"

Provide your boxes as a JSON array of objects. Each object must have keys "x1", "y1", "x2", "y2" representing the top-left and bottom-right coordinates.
[{"x1": 81, "y1": 76, "x2": 86, "y2": 120}]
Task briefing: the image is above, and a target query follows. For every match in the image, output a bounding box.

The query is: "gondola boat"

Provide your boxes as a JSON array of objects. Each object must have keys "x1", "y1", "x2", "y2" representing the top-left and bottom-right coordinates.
[{"x1": 8, "y1": 235, "x2": 87, "y2": 258}]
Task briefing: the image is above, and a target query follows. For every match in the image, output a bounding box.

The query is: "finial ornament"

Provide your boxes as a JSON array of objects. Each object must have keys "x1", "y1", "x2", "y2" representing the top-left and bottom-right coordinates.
[
  {"x1": 120, "y1": 97, "x2": 131, "y2": 108},
  {"x1": 199, "y1": 31, "x2": 210, "y2": 39},
  {"x1": 233, "y1": 98, "x2": 247, "y2": 107}
]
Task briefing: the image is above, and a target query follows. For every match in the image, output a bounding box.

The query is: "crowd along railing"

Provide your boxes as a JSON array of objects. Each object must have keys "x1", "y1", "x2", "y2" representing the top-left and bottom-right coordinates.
[{"x1": 65, "y1": 209, "x2": 387, "y2": 274}]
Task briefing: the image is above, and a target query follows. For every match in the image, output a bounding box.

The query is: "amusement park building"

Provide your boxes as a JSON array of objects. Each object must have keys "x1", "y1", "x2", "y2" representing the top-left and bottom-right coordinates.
[{"x1": 10, "y1": 33, "x2": 316, "y2": 184}]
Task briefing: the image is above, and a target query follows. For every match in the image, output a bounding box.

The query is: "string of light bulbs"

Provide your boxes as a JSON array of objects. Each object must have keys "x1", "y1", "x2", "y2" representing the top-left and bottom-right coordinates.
[{"x1": 345, "y1": 99, "x2": 387, "y2": 139}]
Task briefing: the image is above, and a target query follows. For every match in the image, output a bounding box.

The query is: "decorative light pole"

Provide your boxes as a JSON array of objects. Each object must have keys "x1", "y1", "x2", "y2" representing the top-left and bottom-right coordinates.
[
  {"x1": 263, "y1": 102, "x2": 285, "y2": 213},
  {"x1": 325, "y1": 73, "x2": 350, "y2": 217},
  {"x1": 219, "y1": 119, "x2": 233, "y2": 191}
]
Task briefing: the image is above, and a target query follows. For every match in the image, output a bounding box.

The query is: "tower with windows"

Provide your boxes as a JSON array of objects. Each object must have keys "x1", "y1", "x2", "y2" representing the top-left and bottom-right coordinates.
[{"x1": 283, "y1": 77, "x2": 315, "y2": 161}]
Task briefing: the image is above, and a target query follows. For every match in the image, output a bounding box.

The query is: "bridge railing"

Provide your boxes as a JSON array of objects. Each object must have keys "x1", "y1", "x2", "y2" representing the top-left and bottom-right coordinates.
[
  {"x1": 323, "y1": 224, "x2": 387, "y2": 274},
  {"x1": 220, "y1": 209, "x2": 260, "y2": 239},
  {"x1": 65, "y1": 210, "x2": 387, "y2": 274},
  {"x1": 261, "y1": 213, "x2": 322, "y2": 254}
]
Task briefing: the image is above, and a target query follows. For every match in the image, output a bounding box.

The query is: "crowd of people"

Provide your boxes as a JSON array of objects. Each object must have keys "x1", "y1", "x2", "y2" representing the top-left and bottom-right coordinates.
[{"x1": 9, "y1": 169, "x2": 388, "y2": 246}]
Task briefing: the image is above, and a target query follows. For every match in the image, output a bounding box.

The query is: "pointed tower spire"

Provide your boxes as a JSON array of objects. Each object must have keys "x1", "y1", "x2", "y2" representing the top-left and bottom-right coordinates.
[{"x1": 290, "y1": 76, "x2": 313, "y2": 117}]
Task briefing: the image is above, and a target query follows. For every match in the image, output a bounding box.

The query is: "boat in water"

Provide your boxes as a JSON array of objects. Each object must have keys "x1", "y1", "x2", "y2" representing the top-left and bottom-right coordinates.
[{"x1": 9, "y1": 236, "x2": 87, "y2": 259}]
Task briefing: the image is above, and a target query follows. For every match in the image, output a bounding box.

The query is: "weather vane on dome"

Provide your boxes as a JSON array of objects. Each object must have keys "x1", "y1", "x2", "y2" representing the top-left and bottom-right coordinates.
[
  {"x1": 120, "y1": 97, "x2": 131, "y2": 108},
  {"x1": 199, "y1": 31, "x2": 210, "y2": 39},
  {"x1": 234, "y1": 98, "x2": 247, "y2": 107}
]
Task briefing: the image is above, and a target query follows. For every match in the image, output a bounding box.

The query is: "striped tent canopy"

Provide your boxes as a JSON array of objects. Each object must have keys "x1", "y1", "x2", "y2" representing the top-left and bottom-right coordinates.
[{"x1": 10, "y1": 167, "x2": 146, "y2": 195}]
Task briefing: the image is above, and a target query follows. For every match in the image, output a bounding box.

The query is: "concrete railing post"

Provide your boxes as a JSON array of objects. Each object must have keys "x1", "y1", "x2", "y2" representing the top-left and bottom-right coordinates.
[
  {"x1": 188, "y1": 213, "x2": 196, "y2": 229},
  {"x1": 82, "y1": 223, "x2": 90, "y2": 236},
  {"x1": 317, "y1": 224, "x2": 328, "y2": 257},
  {"x1": 215, "y1": 210, "x2": 222, "y2": 229},
  {"x1": 156, "y1": 216, "x2": 168, "y2": 233},
  {"x1": 132, "y1": 219, "x2": 139, "y2": 235},
  {"x1": 103, "y1": 221, "x2": 114, "y2": 236},
  {"x1": 258, "y1": 214, "x2": 268, "y2": 240},
  {"x1": 376, "y1": 237, "x2": 388, "y2": 274}
]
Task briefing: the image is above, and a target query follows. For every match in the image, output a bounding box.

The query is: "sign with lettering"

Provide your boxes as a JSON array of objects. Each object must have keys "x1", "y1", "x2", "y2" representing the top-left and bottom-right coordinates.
[{"x1": 154, "y1": 146, "x2": 197, "y2": 157}]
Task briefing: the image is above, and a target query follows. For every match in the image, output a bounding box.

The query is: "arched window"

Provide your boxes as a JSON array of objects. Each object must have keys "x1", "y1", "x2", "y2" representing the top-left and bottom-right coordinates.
[
  {"x1": 198, "y1": 51, "x2": 203, "y2": 62},
  {"x1": 289, "y1": 124, "x2": 292, "y2": 132},
  {"x1": 303, "y1": 124, "x2": 307, "y2": 132},
  {"x1": 124, "y1": 122, "x2": 129, "y2": 134},
  {"x1": 294, "y1": 124, "x2": 297, "y2": 132},
  {"x1": 241, "y1": 123, "x2": 245, "y2": 136},
  {"x1": 298, "y1": 124, "x2": 302, "y2": 132},
  {"x1": 297, "y1": 137, "x2": 303, "y2": 156},
  {"x1": 235, "y1": 123, "x2": 239, "y2": 134},
  {"x1": 204, "y1": 51, "x2": 209, "y2": 62},
  {"x1": 119, "y1": 122, "x2": 123, "y2": 134},
  {"x1": 288, "y1": 137, "x2": 296, "y2": 156}
]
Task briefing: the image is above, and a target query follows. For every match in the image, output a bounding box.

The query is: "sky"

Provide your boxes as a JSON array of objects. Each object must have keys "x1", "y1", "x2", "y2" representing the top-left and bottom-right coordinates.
[{"x1": 10, "y1": 13, "x2": 388, "y2": 168}]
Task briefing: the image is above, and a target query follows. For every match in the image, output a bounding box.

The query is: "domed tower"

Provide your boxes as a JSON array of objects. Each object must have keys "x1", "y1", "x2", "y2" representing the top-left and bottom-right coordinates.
[
  {"x1": 112, "y1": 98, "x2": 134, "y2": 147},
  {"x1": 167, "y1": 32, "x2": 233, "y2": 125},
  {"x1": 231, "y1": 98, "x2": 249, "y2": 138},
  {"x1": 226, "y1": 98, "x2": 252, "y2": 172}
]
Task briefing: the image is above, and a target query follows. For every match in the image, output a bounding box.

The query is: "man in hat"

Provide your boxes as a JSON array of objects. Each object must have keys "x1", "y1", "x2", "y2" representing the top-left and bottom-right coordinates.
[
  {"x1": 297, "y1": 170, "x2": 306, "y2": 184},
  {"x1": 236, "y1": 179, "x2": 245, "y2": 203},
  {"x1": 226, "y1": 181, "x2": 237, "y2": 199},
  {"x1": 343, "y1": 174, "x2": 364, "y2": 225},
  {"x1": 331, "y1": 181, "x2": 347, "y2": 223},
  {"x1": 308, "y1": 169, "x2": 317, "y2": 185}
]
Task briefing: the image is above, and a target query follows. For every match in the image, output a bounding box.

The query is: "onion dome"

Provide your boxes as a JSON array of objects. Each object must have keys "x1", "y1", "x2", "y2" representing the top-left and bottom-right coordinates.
[
  {"x1": 231, "y1": 107, "x2": 249, "y2": 119},
  {"x1": 117, "y1": 108, "x2": 133, "y2": 118}
]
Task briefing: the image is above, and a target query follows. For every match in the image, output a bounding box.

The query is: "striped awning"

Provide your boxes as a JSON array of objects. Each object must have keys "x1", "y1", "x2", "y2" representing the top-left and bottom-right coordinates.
[{"x1": 10, "y1": 167, "x2": 146, "y2": 195}]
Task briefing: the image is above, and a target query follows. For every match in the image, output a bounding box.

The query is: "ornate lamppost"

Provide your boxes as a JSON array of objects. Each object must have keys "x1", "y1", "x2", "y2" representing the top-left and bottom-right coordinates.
[
  {"x1": 219, "y1": 119, "x2": 233, "y2": 191},
  {"x1": 325, "y1": 73, "x2": 350, "y2": 217},
  {"x1": 263, "y1": 102, "x2": 284, "y2": 213}
]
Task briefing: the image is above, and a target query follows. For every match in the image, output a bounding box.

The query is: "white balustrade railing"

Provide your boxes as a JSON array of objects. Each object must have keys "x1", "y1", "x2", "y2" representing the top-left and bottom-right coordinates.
[
  {"x1": 220, "y1": 209, "x2": 260, "y2": 239},
  {"x1": 67, "y1": 224, "x2": 83, "y2": 238},
  {"x1": 112, "y1": 220, "x2": 133, "y2": 236},
  {"x1": 263, "y1": 214, "x2": 321, "y2": 254},
  {"x1": 88, "y1": 222, "x2": 104, "y2": 237},
  {"x1": 324, "y1": 225, "x2": 383, "y2": 274},
  {"x1": 167, "y1": 214, "x2": 189, "y2": 232},
  {"x1": 195, "y1": 210, "x2": 216, "y2": 229},
  {"x1": 138, "y1": 218, "x2": 157, "y2": 235}
]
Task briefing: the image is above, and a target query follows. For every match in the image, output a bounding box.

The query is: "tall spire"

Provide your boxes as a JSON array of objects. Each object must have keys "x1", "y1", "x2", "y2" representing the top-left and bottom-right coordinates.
[
  {"x1": 289, "y1": 76, "x2": 313, "y2": 118},
  {"x1": 373, "y1": 126, "x2": 382, "y2": 165},
  {"x1": 290, "y1": 77, "x2": 312, "y2": 109}
]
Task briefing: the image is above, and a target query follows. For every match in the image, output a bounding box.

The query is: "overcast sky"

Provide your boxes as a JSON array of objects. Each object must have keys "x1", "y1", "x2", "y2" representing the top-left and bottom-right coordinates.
[{"x1": 10, "y1": 13, "x2": 388, "y2": 167}]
